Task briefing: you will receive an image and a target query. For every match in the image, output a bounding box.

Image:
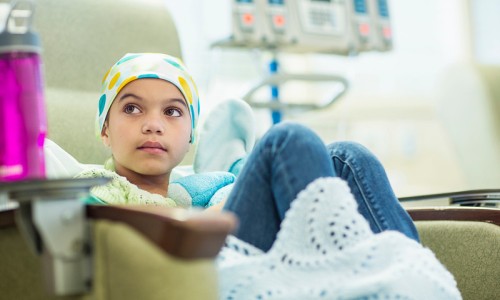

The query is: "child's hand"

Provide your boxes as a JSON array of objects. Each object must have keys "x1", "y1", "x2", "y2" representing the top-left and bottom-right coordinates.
[{"x1": 205, "y1": 199, "x2": 226, "y2": 212}]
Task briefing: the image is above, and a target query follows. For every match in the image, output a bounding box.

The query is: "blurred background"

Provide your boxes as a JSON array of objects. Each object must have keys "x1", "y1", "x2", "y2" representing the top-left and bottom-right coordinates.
[
  {"x1": 164, "y1": 0, "x2": 500, "y2": 199},
  {"x1": 1, "y1": 0, "x2": 498, "y2": 199}
]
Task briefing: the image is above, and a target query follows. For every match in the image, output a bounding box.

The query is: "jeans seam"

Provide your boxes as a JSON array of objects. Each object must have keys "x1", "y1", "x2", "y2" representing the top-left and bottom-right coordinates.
[
  {"x1": 266, "y1": 132, "x2": 300, "y2": 214},
  {"x1": 332, "y1": 154, "x2": 386, "y2": 232}
]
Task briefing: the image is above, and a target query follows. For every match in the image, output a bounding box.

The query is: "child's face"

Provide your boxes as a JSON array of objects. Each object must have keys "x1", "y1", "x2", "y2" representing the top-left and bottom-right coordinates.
[{"x1": 101, "y1": 78, "x2": 191, "y2": 179}]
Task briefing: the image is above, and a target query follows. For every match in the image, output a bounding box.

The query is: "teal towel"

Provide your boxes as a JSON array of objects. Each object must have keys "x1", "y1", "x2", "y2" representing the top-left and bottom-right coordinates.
[
  {"x1": 169, "y1": 172, "x2": 236, "y2": 207},
  {"x1": 83, "y1": 194, "x2": 107, "y2": 205}
]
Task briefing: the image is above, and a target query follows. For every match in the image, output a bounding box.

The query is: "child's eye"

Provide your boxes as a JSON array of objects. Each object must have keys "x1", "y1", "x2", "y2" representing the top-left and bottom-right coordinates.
[
  {"x1": 124, "y1": 104, "x2": 140, "y2": 114},
  {"x1": 165, "y1": 108, "x2": 182, "y2": 117}
]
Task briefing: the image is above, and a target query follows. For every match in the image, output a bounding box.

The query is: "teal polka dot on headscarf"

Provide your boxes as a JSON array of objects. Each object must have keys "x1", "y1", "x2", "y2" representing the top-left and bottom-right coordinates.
[
  {"x1": 96, "y1": 53, "x2": 200, "y2": 143},
  {"x1": 98, "y1": 94, "x2": 106, "y2": 115},
  {"x1": 137, "y1": 74, "x2": 160, "y2": 79},
  {"x1": 116, "y1": 54, "x2": 141, "y2": 65},
  {"x1": 164, "y1": 58, "x2": 183, "y2": 70}
]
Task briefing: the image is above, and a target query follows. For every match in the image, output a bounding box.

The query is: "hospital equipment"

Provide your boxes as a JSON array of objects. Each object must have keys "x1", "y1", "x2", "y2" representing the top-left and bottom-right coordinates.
[
  {"x1": 0, "y1": 1, "x2": 47, "y2": 181},
  {"x1": 213, "y1": 0, "x2": 393, "y2": 123},
  {"x1": 220, "y1": 0, "x2": 392, "y2": 54}
]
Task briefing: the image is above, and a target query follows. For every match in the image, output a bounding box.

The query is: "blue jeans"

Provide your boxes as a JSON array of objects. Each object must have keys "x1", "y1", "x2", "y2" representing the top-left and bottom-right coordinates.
[{"x1": 223, "y1": 122, "x2": 419, "y2": 252}]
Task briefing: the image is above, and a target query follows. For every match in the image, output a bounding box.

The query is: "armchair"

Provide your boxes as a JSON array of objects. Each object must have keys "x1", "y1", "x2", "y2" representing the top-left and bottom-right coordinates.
[{"x1": 1, "y1": 0, "x2": 236, "y2": 299}]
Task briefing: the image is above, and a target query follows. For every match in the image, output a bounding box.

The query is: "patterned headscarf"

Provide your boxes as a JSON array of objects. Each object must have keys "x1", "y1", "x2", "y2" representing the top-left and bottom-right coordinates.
[{"x1": 96, "y1": 53, "x2": 200, "y2": 142}]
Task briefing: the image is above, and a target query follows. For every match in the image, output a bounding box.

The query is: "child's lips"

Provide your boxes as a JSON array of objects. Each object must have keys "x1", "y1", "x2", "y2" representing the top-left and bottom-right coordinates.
[{"x1": 138, "y1": 141, "x2": 167, "y2": 153}]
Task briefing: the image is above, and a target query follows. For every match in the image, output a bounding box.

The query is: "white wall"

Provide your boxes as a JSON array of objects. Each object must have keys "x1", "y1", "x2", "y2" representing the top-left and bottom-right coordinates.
[{"x1": 470, "y1": 0, "x2": 500, "y2": 64}]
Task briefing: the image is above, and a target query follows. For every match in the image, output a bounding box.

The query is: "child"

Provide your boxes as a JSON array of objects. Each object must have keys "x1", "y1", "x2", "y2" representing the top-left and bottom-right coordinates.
[
  {"x1": 77, "y1": 53, "x2": 234, "y2": 208},
  {"x1": 77, "y1": 53, "x2": 461, "y2": 299}
]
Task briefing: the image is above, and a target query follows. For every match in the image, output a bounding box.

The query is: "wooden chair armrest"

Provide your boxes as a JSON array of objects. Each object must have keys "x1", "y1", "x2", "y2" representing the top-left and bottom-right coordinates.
[
  {"x1": 86, "y1": 205, "x2": 238, "y2": 259},
  {"x1": 0, "y1": 206, "x2": 16, "y2": 229},
  {"x1": 1, "y1": 205, "x2": 238, "y2": 259},
  {"x1": 400, "y1": 189, "x2": 500, "y2": 206},
  {"x1": 407, "y1": 207, "x2": 500, "y2": 226}
]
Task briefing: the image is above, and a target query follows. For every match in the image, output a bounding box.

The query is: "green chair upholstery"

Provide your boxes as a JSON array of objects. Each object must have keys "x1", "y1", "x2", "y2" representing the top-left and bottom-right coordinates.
[
  {"x1": 88, "y1": 220, "x2": 219, "y2": 300},
  {"x1": 409, "y1": 207, "x2": 500, "y2": 300},
  {"x1": 0, "y1": 205, "x2": 236, "y2": 300},
  {"x1": 1, "y1": 217, "x2": 61, "y2": 300}
]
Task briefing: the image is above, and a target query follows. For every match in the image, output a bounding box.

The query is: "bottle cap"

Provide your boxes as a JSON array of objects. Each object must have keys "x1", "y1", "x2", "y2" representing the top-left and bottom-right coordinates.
[{"x1": 0, "y1": 1, "x2": 40, "y2": 54}]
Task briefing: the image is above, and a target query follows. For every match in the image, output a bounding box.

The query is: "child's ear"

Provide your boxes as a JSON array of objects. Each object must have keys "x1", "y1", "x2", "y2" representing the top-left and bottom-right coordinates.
[{"x1": 101, "y1": 123, "x2": 111, "y2": 147}]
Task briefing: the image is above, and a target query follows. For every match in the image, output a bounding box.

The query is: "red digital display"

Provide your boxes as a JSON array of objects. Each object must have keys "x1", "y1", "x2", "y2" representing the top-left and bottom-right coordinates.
[
  {"x1": 242, "y1": 13, "x2": 254, "y2": 25},
  {"x1": 273, "y1": 15, "x2": 285, "y2": 27},
  {"x1": 359, "y1": 23, "x2": 370, "y2": 36},
  {"x1": 383, "y1": 26, "x2": 392, "y2": 39}
]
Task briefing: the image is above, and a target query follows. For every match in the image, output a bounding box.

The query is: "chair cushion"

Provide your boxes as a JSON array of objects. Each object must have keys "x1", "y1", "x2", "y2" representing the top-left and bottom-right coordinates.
[
  {"x1": 416, "y1": 220, "x2": 500, "y2": 300},
  {"x1": 45, "y1": 88, "x2": 110, "y2": 165},
  {"x1": 90, "y1": 220, "x2": 219, "y2": 300}
]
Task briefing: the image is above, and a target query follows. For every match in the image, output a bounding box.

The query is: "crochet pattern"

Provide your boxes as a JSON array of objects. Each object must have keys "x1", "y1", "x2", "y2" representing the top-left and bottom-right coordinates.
[{"x1": 218, "y1": 177, "x2": 461, "y2": 299}]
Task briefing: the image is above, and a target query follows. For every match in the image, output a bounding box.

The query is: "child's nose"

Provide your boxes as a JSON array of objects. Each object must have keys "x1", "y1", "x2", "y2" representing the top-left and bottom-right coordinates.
[{"x1": 142, "y1": 115, "x2": 165, "y2": 134}]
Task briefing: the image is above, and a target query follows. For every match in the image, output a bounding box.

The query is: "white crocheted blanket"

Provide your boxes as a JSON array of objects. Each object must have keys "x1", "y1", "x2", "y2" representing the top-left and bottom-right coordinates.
[{"x1": 217, "y1": 178, "x2": 462, "y2": 300}]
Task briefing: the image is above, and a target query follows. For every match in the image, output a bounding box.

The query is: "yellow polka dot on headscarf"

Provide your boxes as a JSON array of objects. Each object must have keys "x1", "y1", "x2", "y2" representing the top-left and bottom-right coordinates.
[
  {"x1": 117, "y1": 76, "x2": 137, "y2": 94},
  {"x1": 178, "y1": 76, "x2": 193, "y2": 104},
  {"x1": 108, "y1": 72, "x2": 121, "y2": 90},
  {"x1": 102, "y1": 67, "x2": 111, "y2": 84},
  {"x1": 190, "y1": 75, "x2": 199, "y2": 96}
]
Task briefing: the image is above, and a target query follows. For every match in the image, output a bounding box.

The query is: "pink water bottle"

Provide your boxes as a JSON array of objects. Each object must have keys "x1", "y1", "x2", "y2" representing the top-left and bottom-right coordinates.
[{"x1": 0, "y1": 1, "x2": 46, "y2": 181}]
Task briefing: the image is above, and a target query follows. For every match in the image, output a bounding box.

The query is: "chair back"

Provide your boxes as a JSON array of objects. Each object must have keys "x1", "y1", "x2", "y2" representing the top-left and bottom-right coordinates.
[
  {"x1": 34, "y1": 0, "x2": 183, "y2": 164},
  {"x1": 410, "y1": 207, "x2": 500, "y2": 300}
]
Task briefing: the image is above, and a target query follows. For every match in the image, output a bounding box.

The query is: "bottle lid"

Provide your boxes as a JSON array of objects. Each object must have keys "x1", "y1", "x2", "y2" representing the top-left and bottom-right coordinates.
[{"x1": 0, "y1": 1, "x2": 40, "y2": 54}]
